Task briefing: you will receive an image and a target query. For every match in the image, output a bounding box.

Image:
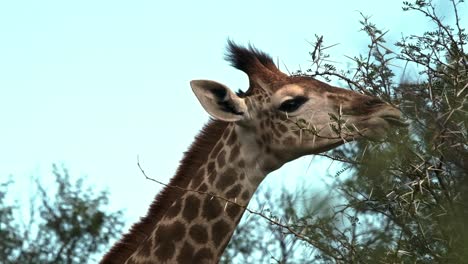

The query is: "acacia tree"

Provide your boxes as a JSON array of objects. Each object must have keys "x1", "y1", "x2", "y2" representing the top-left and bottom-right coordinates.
[
  {"x1": 222, "y1": 0, "x2": 467, "y2": 263},
  {"x1": 0, "y1": 180, "x2": 22, "y2": 262},
  {"x1": 0, "y1": 165, "x2": 124, "y2": 264}
]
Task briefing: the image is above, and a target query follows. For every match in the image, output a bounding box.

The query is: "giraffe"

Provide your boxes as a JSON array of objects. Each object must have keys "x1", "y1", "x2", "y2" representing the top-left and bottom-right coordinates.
[{"x1": 101, "y1": 41, "x2": 406, "y2": 264}]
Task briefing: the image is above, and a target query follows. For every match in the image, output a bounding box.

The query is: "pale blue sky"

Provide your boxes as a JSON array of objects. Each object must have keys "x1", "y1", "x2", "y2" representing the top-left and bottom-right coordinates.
[{"x1": 0, "y1": 0, "x2": 464, "y2": 234}]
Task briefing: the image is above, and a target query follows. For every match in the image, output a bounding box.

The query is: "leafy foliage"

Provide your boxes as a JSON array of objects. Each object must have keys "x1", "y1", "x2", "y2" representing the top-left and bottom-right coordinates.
[
  {"x1": 0, "y1": 165, "x2": 124, "y2": 264},
  {"x1": 0, "y1": 179, "x2": 22, "y2": 262},
  {"x1": 223, "y1": 0, "x2": 467, "y2": 263}
]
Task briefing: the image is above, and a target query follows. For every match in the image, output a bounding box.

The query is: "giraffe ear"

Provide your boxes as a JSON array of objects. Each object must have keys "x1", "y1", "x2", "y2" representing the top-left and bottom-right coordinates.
[{"x1": 191, "y1": 80, "x2": 247, "y2": 122}]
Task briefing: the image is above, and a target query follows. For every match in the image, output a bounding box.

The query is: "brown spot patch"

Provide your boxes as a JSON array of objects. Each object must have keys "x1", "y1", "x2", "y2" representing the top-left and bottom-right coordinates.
[
  {"x1": 256, "y1": 139, "x2": 263, "y2": 146},
  {"x1": 189, "y1": 224, "x2": 208, "y2": 244},
  {"x1": 190, "y1": 168, "x2": 205, "y2": 189},
  {"x1": 154, "y1": 221, "x2": 186, "y2": 261},
  {"x1": 199, "y1": 183, "x2": 208, "y2": 192},
  {"x1": 177, "y1": 242, "x2": 195, "y2": 263},
  {"x1": 155, "y1": 222, "x2": 183, "y2": 244},
  {"x1": 241, "y1": 190, "x2": 250, "y2": 200},
  {"x1": 278, "y1": 123, "x2": 288, "y2": 133},
  {"x1": 216, "y1": 168, "x2": 237, "y2": 191},
  {"x1": 155, "y1": 241, "x2": 175, "y2": 261},
  {"x1": 226, "y1": 203, "x2": 242, "y2": 219},
  {"x1": 170, "y1": 222, "x2": 186, "y2": 242},
  {"x1": 207, "y1": 161, "x2": 215, "y2": 172},
  {"x1": 202, "y1": 195, "x2": 222, "y2": 220},
  {"x1": 183, "y1": 195, "x2": 200, "y2": 221},
  {"x1": 207, "y1": 161, "x2": 217, "y2": 184},
  {"x1": 239, "y1": 172, "x2": 245, "y2": 180},
  {"x1": 226, "y1": 184, "x2": 241, "y2": 199},
  {"x1": 210, "y1": 142, "x2": 223, "y2": 159},
  {"x1": 211, "y1": 219, "x2": 231, "y2": 247},
  {"x1": 208, "y1": 171, "x2": 217, "y2": 184},
  {"x1": 227, "y1": 130, "x2": 237, "y2": 145},
  {"x1": 166, "y1": 199, "x2": 182, "y2": 219},
  {"x1": 229, "y1": 144, "x2": 240, "y2": 162},
  {"x1": 155, "y1": 221, "x2": 186, "y2": 242},
  {"x1": 222, "y1": 128, "x2": 230, "y2": 140},
  {"x1": 238, "y1": 159, "x2": 245, "y2": 168},
  {"x1": 193, "y1": 248, "x2": 214, "y2": 263},
  {"x1": 259, "y1": 120, "x2": 266, "y2": 129},
  {"x1": 217, "y1": 150, "x2": 226, "y2": 168}
]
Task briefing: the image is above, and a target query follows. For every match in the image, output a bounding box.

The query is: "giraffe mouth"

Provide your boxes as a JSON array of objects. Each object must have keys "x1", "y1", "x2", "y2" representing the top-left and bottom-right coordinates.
[{"x1": 381, "y1": 115, "x2": 408, "y2": 127}]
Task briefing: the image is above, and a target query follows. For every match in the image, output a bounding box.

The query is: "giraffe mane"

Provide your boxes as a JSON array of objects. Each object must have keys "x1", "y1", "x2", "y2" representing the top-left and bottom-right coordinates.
[{"x1": 101, "y1": 120, "x2": 229, "y2": 264}]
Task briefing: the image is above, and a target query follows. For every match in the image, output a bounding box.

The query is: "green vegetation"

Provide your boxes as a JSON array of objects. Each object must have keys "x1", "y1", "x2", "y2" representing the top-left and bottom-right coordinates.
[
  {"x1": 0, "y1": 165, "x2": 124, "y2": 264},
  {"x1": 223, "y1": 1, "x2": 467, "y2": 263}
]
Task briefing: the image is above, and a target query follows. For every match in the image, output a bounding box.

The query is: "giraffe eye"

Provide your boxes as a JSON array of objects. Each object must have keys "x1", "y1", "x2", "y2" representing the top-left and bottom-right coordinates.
[{"x1": 278, "y1": 96, "x2": 309, "y2": 113}]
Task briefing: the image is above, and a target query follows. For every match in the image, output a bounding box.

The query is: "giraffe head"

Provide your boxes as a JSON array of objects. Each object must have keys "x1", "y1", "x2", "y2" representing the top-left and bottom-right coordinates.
[{"x1": 191, "y1": 41, "x2": 405, "y2": 171}]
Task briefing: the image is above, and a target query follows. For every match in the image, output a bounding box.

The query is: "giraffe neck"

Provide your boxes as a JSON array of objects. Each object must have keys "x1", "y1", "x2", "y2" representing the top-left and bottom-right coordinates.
[{"x1": 123, "y1": 121, "x2": 275, "y2": 264}]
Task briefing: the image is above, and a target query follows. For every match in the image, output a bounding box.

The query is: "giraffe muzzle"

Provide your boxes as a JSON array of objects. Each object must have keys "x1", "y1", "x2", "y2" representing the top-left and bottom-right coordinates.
[{"x1": 381, "y1": 115, "x2": 408, "y2": 127}]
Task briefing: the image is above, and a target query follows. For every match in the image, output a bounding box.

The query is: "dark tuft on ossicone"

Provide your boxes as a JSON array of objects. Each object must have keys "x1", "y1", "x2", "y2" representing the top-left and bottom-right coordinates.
[
  {"x1": 225, "y1": 40, "x2": 278, "y2": 75},
  {"x1": 225, "y1": 39, "x2": 279, "y2": 75},
  {"x1": 224, "y1": 40, "x2": 288, "y2": 94}
]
